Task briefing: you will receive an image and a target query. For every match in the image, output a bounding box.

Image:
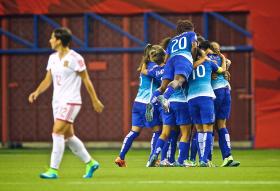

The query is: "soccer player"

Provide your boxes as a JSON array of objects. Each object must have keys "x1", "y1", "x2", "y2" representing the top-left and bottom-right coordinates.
[
  {"x1": 187, "y1": 41, "x2": 226, "y2": 167},
  {"x1": 209, "y1": 41, "x2": 240, "y2": 167},
  {"x1": 114, "y1": 44, "x2": 166, "y2": 167},
  {"x1": 28, "y1": 27, "x2": 104, "y2": 179},
  {"x1": 147, "y1": 83, "x2": 192, "y2": 167},
  {"x1": 146, "y1": 19, "x2": 197, "y2": 115}
]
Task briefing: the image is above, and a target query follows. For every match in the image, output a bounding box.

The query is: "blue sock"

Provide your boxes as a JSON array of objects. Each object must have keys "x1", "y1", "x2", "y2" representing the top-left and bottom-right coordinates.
[
  {"x1": 149, "y1": 130, "x2": 161, "y2": 160},
  {"x1": 153, "y1": 138, "x2": 166, "y2": 157},
  {"x1": 168, "y1": 130, "x2": 179, "y2": 163},
  {"x1": 119, "y1": 131, "x2": 139, "y2": 160},
  {"x1": 161, "y1": 139, "x2": 170, "y2": 161},
  {"x1": 163, "y1": 85, "x2": 175, "y2": 99},
  {"x1": 208, "y1": 132, "x2": 215, "y2": 161},
  {"x1": 218, "y1": 128, "x2": 232, "y2": 159},
  {"x1": 150, "y1": 89, "x2": 162, "y2": 104},
  {"x1": 190, "y1": 132, "x2": 198, "y2": 161},
  {"x1": 177, "y1": 141, "x2": 190, "y2": 164},
  {"x1": 202, "y1": 132, "x2": 213, "y2": 163}
]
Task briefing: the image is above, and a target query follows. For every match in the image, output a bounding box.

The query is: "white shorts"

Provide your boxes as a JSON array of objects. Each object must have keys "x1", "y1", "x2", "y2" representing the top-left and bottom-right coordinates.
[{"x1": 52, "y1": 102, "x2": 81, "y2": 123}]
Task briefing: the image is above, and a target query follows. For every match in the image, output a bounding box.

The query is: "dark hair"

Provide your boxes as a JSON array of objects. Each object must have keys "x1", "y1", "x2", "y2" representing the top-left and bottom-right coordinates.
[
  {"x1": 210, "y1": 41, "x2": 221, "y2": 54},
  {"x1": 53, "y1": 27, "x2": 72, "y2": 47},
  {"x1": 197, "y1": 35, "x2": 205, "y2": 44},
  {"x1": 193, "y1": 48, "x2": 205, "y2": 61},
  {"x1": 137, "y1": 44, "x2": 153, "y2": 71},
  {"x1": 176, "y1": 19, "x2": 194, "y2": 35},
  {"x1": 159, "y1": 37, "x2": 171, "y2": 50},
  {"x1": 150, "y1": 45, "x2": 166, "y2": 65},
  {"x1": 199, "y1": 40, "x2": 211, "y2": 50}
]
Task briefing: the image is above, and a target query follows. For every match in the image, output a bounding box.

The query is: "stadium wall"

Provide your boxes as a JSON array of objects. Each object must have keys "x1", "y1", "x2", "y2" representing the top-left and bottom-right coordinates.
[{"x1": 0, "y1": 0, "x2": 279, "y2": 148}]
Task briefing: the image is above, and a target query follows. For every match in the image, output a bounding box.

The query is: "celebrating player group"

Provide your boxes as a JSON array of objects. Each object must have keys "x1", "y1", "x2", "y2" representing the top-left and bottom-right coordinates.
[
  {"x1": 29, "y1": 18, "x2": 240, "y2": 180},
  {"x1": 115, "y1": 19, "x2": 240, "y2": 168}
]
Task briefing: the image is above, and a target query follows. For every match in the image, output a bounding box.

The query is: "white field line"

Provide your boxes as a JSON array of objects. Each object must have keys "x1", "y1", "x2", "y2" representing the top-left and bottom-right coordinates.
[{"x1": 0, "y1": 180, "x2": 280, "y2": 185}]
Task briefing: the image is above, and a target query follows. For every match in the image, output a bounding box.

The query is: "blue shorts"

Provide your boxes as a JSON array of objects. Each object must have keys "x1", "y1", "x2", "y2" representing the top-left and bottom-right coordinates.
[
  {"x1": 132, "y1": 102, "x2": 162, "y2": 128},
  {"x1": 162, "y1": 102, "x2": 192, "y2": 126},
  {"x1": 214, "y1": 87, "x2": 231, "y2": 120},
  {"x1": 162, "y1": 55, "x2": 193, "y2": 81},
  {"x1": 188, "y1": 96, "x2": 215, "y2": 124}
]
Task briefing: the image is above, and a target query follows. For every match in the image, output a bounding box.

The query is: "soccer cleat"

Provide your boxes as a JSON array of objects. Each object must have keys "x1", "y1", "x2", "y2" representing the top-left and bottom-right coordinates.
[
  {"x1": 173, "y1": 161, "x2": 186, "y2": 167},
  {"x1": 115, "y1": 157, "x2": 127, "y2": 167},
  {"x1": 221, "y1": 155, "x2": 234, "y2": 167},
  {"x1": 159, "y1": 159, "x2": 174, "y2": 167},
  {"x1": 228, "y1": 160, "x2": 240, "y2": 167},
  {"x1": 184, "y1": 160, "x2": 197, "y2": 167},
  {"x1": 83, "y1": 160, "x2": 99, "y2": 178},
  {"x1": 207, "y1": 161, "x2": 217, "y2": 167},
  {"x1": 147, "y1": 154, "x2": 158, "y2": 167},
  {"x1": 40, "y1": 168, "x2": 58, "y2": 179},
  {"x1": 157, "y1": 95, "x2": 170, "y2": 112},
  {"x1": 145, "y1": 103, "x2": 154, "y2": 122},
  {"x1": 199, "y1": 161, "x2": 209, "y2": 167}
]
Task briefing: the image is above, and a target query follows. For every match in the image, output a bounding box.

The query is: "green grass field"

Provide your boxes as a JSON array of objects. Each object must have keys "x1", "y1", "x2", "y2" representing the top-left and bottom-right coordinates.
[{"x1": 0, "y1": 148, "x2": 279, "y2": 191}]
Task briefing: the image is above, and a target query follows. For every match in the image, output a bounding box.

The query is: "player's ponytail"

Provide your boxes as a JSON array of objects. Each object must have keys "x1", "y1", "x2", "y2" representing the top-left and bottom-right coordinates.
[{"x1": 137, "y1": 44, "x2": 152, "y2": 72}]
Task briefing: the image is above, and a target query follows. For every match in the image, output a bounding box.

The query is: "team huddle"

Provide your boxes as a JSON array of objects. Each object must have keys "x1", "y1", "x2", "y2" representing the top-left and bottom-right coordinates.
[
  {"x1": 29, "y1": 19, "x2": 239, "y2": 179},
  {"x1": 115, "y1": 19, "x2": 240, "y2": 168}
]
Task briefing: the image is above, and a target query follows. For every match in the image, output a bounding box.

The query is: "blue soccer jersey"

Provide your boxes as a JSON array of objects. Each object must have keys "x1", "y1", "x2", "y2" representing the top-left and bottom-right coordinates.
[
  {"x1": 166, "y1": 31, "x2": 197, "y2": 63},
  {"x1": 208, "y1": 54, "x2": 230, "y2": 90},
  {"x1": 187, "y1": 61, "x2": 220, "y2": 101},
  {"x1": 147, "y1": 64, "x2": 164, "y2": 84},
  {"x1": 135, "y1": 62, "x2": 161, "y2": 103}
]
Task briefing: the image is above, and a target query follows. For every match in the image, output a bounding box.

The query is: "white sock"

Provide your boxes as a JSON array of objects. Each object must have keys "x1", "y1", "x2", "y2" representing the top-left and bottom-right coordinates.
[
  {"x1": 66, "y1": 136, "x2": 91, "y2": 163},
  {"x1": 198, "y1": 133, "x2": 206, "y2": 158},
  {"x1": 50, "y1": 133, "x2": 65, "y2": 169}
]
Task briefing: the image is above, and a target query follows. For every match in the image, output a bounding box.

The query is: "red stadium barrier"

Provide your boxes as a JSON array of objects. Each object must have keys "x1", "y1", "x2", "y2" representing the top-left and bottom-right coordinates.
[{"x1": 0, "y1": 0, "x2": 280, "y2": 148}]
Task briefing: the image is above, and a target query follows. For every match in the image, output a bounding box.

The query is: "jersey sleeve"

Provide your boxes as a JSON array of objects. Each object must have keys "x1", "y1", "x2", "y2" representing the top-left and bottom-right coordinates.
[
  {"x1": 146, "y1": 62, "x2": 157, "y2": 77},
  {"x1": 166, "y1": 41, "x2": 172, "y2": 55},
  {"x1": 69, "y1": 55, "x2": 86, "y2": 72},
  {"x1": 189, "y1": 32, "x2": 197, "y2": 43},
  {"x1": 210, "y1": 61, "x2": 222, "y2": 73}
]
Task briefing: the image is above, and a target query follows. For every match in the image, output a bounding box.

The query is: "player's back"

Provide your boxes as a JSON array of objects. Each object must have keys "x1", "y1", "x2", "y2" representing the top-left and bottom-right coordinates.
[
  {"x1": 135, "y1": 62, "x2": 161, "y2": 104},
  {"x1": 208, "y1": 54, "x2": 230, "y2": 90},
  {"x1": 166, "y1": 31, "x2": 196, "y2": 63},
  {"x1": 187, "y1": 61, "x2": 218, "y2": 101}
]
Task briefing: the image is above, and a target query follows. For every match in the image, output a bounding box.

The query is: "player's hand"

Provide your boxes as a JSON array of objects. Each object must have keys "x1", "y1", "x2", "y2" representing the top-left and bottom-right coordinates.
[
  {"x1": 92, "y1": 100, "x2": 104, "y2": 113},
  {"x1": 28, "y1": 91, "x2": 39, "y2": 103},
  {"x1": 224, "y1": 71, "x2": 231, "y2": 81},
  {"x1": 211, "y1": 73, "x2": 218, "y2": 80}
]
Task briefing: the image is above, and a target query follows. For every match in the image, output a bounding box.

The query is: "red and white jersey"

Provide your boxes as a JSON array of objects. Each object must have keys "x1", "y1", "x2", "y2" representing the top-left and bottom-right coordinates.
[{"x1": 47, "y1": 49, "x2": 86, "y2": 104}]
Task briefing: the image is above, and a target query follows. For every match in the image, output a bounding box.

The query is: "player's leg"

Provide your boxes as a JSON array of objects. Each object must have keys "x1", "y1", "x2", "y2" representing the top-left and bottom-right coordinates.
[
  {"x1": 189, "y1": 126, "x2": 198, "y2": 166},
  {"x1": 116, "y1": 126, "x2": 141, "y2": 167},
  {"x1": 217, "y1": 120, "x2": 240, "y2": 167},
  {"x1": 199, "y1": 123, "x2": 214, "y2": 167},
  {"x1": 160, "y1": 126, "x2": 179, "y2": 166},
  {"x1": 147, "y1": 124, "x2": 171, "y2": 167},
  {"x1": 148, "y1": 104, "x2": 163, "y2": 161},
  {"x1": 167, "y1": 126, "x2": 180, "y2": 164},
  {"x1": 215, "y1": 88, "x2": 240, "y2": 167},
  {"x1": 40, "y1": 120, "x2": 70, "y2": 179},
  {"x1": 116, "y1": 102, "x2": 144, "y2": 166},
  {"x1": 160, "y1": 57, "x2": 193, "y2": 111},
  {"x1": 176, "y1": 124, "x2": 191, "y2": 166},
  {"x1": 146, "y1": 79, "x2": 170, "y2": 121},
  {"x1": 65, "y1": 125, "x2": 99, "y2": 178},
  {"x1": 149, "y1": 125, "x2": 162, "y2": 161}
]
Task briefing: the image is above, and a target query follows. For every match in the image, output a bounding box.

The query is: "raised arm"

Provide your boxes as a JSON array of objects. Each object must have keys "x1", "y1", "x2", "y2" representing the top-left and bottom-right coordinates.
[
  {"x1": 79, "y1": 70, "x2": 104, "y2": 113},
  {"x1": 28, "y1": 70, "x2": 52, "y2": 103}
]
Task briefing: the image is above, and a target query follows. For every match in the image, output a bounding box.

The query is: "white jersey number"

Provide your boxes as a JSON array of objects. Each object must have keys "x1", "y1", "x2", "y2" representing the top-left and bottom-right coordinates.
[
  {"x1": 192, "y1": 65, "x2": 206, "y2": 80},
  {"x1": 171, "y1": 36, "x2": 187, "y2": 53}
]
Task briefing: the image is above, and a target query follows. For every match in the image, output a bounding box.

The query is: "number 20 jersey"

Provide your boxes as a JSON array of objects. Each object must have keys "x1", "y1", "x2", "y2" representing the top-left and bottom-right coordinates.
[{"x1": 166, "y1": 31, "x2": 197, "y2": 63}]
